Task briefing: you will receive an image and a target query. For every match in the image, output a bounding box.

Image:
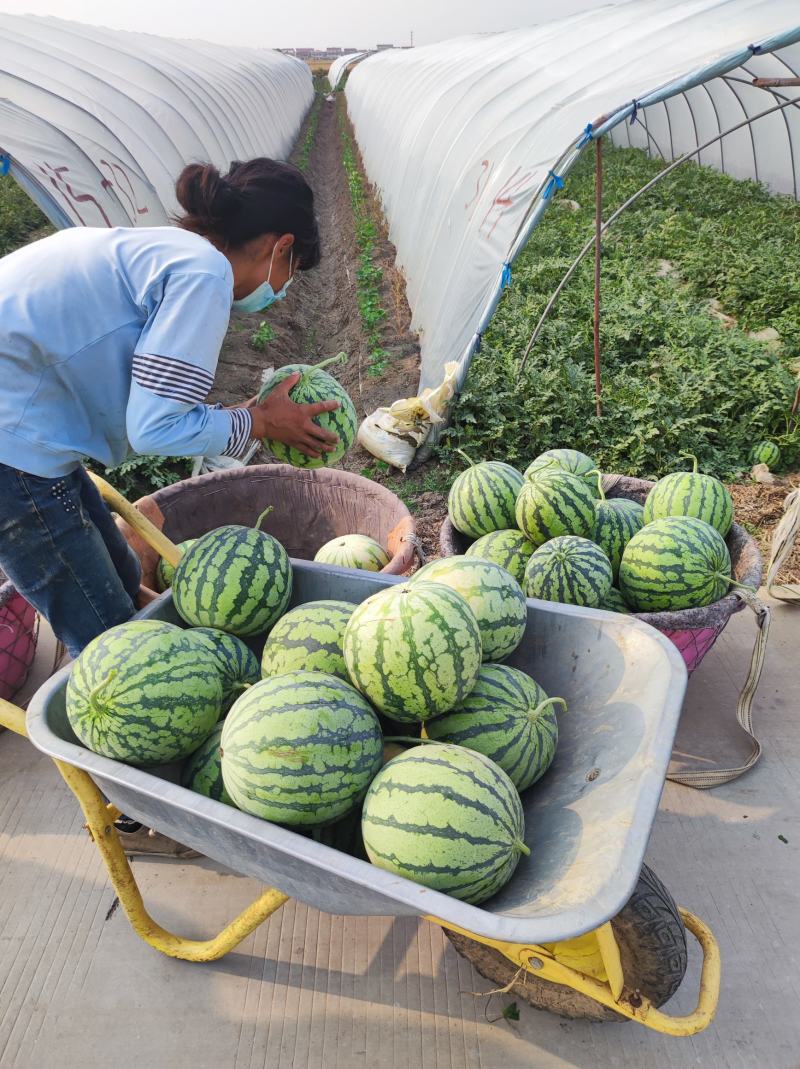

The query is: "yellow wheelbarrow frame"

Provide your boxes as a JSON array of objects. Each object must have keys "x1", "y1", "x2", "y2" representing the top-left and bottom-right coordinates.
[{"x1": 0, "y1": 474, "x2": 721, "y2": 1037}]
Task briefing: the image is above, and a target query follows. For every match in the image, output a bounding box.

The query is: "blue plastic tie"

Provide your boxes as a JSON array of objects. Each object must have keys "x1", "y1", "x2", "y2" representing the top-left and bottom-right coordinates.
[
  {"x1": 748, "y1": 43, "x2": 763, "y2": 55},
  {"x1": 0, "y1": 155, "x2": 9, "y2": 176},
  {"x1": 474, "y1": 332, "x2": 483, "y2": 354},
  {"x1": 542, "y1": 170, "x2": 565, "y2": 200},
  {"x1": 630, "y1": 100, "x2": 639, "y2": 126},
  {"x1": 578, "y1": 122, "x2": 593, "y2": 147},
  {"x1": 501, "y1": 262, "x2": 512, "y2": 290}
]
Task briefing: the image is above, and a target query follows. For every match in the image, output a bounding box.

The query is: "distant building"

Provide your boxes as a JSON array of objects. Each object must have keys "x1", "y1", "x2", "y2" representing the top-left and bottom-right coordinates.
[{"x1": 376, "y1": 44, "x2": 394, "y2": 51}]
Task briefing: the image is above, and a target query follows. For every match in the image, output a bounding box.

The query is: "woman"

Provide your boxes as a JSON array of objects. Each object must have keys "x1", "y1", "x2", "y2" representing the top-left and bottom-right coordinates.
[{"x1": 0, "y1": 158, "x2": 338, "y2": 659}]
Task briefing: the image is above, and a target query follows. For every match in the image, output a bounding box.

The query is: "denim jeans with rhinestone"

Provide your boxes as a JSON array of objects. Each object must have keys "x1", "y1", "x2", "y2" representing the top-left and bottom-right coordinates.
[{"x1": 0, "y1": 463, "x2": 141, "y2": 657}]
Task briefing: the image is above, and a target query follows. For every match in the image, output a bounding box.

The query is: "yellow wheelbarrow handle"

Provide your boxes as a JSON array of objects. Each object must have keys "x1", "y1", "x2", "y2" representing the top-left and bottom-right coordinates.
[{"x1": 88, "y1": 471, "x2": 182, "y2": 568}]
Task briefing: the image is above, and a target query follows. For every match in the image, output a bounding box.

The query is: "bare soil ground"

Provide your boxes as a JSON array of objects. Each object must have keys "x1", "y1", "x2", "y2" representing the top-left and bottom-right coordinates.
[
  {"x1": 209, "y1": 93, "x2": 420, "y2": 476},
  {"x1": 729, "y1": 474, "x2": 800, "y2": 585}
]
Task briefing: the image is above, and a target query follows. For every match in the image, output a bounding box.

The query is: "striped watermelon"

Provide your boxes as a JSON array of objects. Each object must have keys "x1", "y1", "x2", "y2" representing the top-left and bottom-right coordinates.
[
  {"x1": 66, "y1": 621, "x2": 222, "y2": 766},
  {"x1": 343, "y1": 582, "x2": 482, "y2": 722},
  {"x1": 220, "y1": 671, "x2": 383, "y2": 826},
  {"x1": 751, "y1": 441, "x2": 780, "y2": 468},
  {"x1": 424, "y1": 665, "x2": 564, "y2": 791},
  {"x1": 361, "y1": 743, "x2": 529, "y2": 905},
  {"x1": 600, "y1": 586, "x2": 631, "y2": 614},
  {"x1": 314, "y1": 535, "x2": 389, "y2": 572},
  {"x1": 181, "y1": 724, "x2": 233, "y2": 805},
  {"x1": 261, "y1": 599, "x2": 355, "y2": 680},
  {"x1": 447, "y1": 455, "x2": 524, "y2": 538},
  {"x1": 156, "y1": 539, "x2": 197, "y2": 592},
  {"x1": 191, "y1": 627, "x2": 260, "y2": 714},
  {"x1": 515, "y1": 470, "x2": 597, "y2": 547},
  {"x1": 465, "y1": 529, "x2": 535, "y2": 584},
  {"x1": 256, "y1": 354, "x2": 357, "y2": 469},
  {"x1": 593, "y1": 498, "x2": 644, "y2": 582},
  {"x1": 643, "y1": 456, "x2": 733, "y2": 537},
  {"x1": 173, "y1": 524, "x2": 292, "y2": 637},
  {"x1": 410, "y1": 557, "x2": 526, "y2": 662},
  {"x1": 524, "y1": 536, "x2": 612, "y2": 607},
  {"x1": 619, "y1": 517, "x2": 732, "y2": 612},
  {"x1": 524, "y1": 448, "x2": 600, "y2": 497}
]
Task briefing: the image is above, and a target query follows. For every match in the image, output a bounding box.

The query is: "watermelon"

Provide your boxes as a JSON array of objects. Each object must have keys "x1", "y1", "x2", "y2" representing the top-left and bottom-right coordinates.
[
  {"x1": 66, "y1": 621, "x2": 222, "y2": 766},
  {"x1": 314, "y1": 535, "x2": 389, "y2": 572},
  {"x1": 261, "y1": 599, "x2": 355, "y2": 680},
  {"x1": 619, "y1": 517, "x2": 732, "y2": 612},
  {"x1": 447, "y1": 455, "x2": 524, "y2": 538},
  {"x1": 593, "y1": 498, "x2": 645, "y2": 582},
  {"x1": 643, "y1": 455, "x2": 733, "y2": 537},
  {"x1": 191, "y1": 627, "x2": 260, "y2": 714},
  {"x1": 410, "y1": 557, "x2": 526, "y2": 662},
  {"x1": 156, "y1": 539, "x2": 197, "y2": 592},
  {"x1": 343, "y1": 582, "x2": 482, "y2": 722},
  {"x1": 751, "y1": 441, "x2": 780, "y2": 469},
  {"x1": 515, "y1": 470, "x2": 597, "y2": 547},
  {"x1": 524, "y1": 536, "x2": 612, "y2": 607},
  {"x1": 221, "y1": 672, "x2": 383, "y2": 826},
  {"x1": 256, "y1": 353, "x2": 357, "y2": 469},
  {"x1": 173, "y1": 523, "x2": 292, "y2": 637},
  {"x1": 524, "y1": 448, "x2": 600, "y2": 497},
  {"x1": 424, "y1": 664, "x2": 564, "y2": 791},
  {"x1": 361, "y1": 743, "x2": 528, "y2": 905},
  {"x1": 600, "y1": 586, "x2": 631, "y2": 614},
  {"x1": 181, "y1": 724, "x2": 233, "y2": 805},
  {"x1": 464, "y1": 529, "x2": 535, "y2": 584}
]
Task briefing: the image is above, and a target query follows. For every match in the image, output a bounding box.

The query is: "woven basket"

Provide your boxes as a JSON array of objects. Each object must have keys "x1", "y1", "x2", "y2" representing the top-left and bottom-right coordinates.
[
  {"x1": 439, "y1": 473, "x2": 763, "y2": 675},
  {"x1": 0, "y1": 577, "x2": 38, "y2": 702}
]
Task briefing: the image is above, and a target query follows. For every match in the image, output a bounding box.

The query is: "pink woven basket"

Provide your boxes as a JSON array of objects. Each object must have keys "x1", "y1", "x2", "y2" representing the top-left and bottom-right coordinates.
[
  {"x1": 0, "y1": 579, "x2": 38, "y2": 702},
  {"x1": 439, "y1": 473, "x2": 763, "y2": 675}
]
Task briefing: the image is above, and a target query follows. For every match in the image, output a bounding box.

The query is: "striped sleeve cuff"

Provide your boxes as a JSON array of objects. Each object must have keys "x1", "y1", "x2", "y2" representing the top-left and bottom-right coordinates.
[
  {"x1": 220, "y1": 407, "x2": 253, "y2": 458},
  {"x1": 132, "y1": 354, "x2": 215, "y2": 404}
]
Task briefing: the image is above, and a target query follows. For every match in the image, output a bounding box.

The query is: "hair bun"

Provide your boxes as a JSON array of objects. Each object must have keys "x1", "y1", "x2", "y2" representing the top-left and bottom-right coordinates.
[{"x1": 175, "y1": 162, "x2": 241, "y2": 226}]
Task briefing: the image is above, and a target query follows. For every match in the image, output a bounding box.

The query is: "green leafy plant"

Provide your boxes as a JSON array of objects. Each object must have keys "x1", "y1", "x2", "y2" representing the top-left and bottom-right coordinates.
[
  {"x1": 0, "y1": 176, "x2": 53, "y2": 255},
  {"x1": 338, "y1": 105, "x2": 391, "y2": 377},
  {"x1": 444, "y1": 144, "x2": 800, "y2": 479},
  {"x1": 250, "y1": 320, "x2": 276, "y2": 352},
  {"x1": 86, "y1": 454, "x2": 193, "y2": 502}
]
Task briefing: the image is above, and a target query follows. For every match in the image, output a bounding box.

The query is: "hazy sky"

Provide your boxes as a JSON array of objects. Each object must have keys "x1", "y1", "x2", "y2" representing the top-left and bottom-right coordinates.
[{"x1": 0, "y1": 0, "x2": 607, "y2": 49}]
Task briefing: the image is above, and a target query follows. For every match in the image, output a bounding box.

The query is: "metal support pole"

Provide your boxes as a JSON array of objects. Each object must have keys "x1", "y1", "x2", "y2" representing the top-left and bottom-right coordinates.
[
  {"x1": 593, "y1": 137, "x2": 603, "y2": 418},
  {"x1": 517, "y1": 95, "x2": 800, "y2": 380}
]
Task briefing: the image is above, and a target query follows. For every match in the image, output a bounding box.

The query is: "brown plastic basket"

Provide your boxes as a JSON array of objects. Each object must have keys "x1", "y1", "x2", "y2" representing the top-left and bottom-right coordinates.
[
  {"x1": 439, "y1": 473, "x2": 763, "y2": 675},
  {"x1": 119, "y1": 464, "x2": 418, "y2": 591}
]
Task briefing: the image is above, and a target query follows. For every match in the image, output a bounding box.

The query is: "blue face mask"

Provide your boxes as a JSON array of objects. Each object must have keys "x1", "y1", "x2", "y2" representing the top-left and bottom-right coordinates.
[{"x1": 232, "y1": 247, "x2": 293, "y2": 314}]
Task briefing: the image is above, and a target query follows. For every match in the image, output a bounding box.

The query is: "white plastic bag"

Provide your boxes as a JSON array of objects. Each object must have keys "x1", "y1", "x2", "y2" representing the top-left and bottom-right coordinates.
[{"x1": 357, "y1": 362, "x2": 459, "y2": 471}]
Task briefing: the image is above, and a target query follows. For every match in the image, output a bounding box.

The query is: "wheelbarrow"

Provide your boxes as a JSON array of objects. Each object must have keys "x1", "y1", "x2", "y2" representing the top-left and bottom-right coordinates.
[{"x1": 0, "y1": 476, "x2": 720, "y2": 1036}]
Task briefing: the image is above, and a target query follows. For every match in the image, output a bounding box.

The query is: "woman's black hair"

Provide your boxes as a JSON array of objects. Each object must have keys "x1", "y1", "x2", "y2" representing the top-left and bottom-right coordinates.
[{"x1": 175, "y1": 158, "x2": 321, "y2": 269}]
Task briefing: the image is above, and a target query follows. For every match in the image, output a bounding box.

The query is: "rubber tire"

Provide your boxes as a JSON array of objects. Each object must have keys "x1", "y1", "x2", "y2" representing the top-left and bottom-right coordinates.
[{"x1": 444, "y1": 864, "x2": 688, "y2": 1022}]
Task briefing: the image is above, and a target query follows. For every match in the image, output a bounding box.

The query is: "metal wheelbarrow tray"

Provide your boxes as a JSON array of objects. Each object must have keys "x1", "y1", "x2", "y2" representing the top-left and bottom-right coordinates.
[{"x1": 27, "y1": 560, "x2": 688, "y2": 948}]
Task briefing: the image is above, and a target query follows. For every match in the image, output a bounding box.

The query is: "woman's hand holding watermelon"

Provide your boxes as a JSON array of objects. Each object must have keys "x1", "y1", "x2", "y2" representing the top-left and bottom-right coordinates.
[{"x1": 249, "y1": 371, "x2": 340, "y2": 460}]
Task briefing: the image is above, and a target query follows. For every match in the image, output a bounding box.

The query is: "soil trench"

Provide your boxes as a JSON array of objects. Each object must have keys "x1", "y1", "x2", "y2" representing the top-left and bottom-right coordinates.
[{"x1": 210, "y1": 91, "x2": 421, "y2": 474}]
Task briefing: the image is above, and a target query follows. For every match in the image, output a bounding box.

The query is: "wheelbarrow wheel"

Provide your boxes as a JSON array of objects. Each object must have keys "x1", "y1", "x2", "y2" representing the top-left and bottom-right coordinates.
[{"x1": 443, "y1": 864, "x2": 688, "y2": 1022}]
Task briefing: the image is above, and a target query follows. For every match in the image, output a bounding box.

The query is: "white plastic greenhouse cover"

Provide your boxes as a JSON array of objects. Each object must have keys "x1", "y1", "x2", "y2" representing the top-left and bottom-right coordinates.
[
  {"x1": 345, "y1": 0, "x2": 800, "y2": 393},
  {"x1": 0, "y1": 14, "x2": 312, "y2": 229},
  {"x1": 329, "y1": 52, "x2": 370, "y2": 92}
]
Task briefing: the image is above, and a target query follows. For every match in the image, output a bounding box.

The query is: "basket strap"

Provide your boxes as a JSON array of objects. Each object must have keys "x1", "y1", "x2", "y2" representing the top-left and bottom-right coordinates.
[
  {"x1": 667, "y1": 588, "x2": 770, "y2": 788},
  {"x1": 766, "y1": 488, "x2": 800, "y2": 602}
]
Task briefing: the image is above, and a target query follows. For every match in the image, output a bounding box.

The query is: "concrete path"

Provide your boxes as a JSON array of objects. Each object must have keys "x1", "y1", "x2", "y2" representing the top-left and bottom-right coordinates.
[{"x1": 1, "y1": 597, "x2": 797, "y2": 1068}]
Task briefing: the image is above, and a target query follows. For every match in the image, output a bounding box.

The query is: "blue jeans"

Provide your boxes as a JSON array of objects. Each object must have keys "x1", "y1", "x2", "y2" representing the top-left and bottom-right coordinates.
[{"x1": 0, "y1": 464, "x2": 141, "y2": 658}]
